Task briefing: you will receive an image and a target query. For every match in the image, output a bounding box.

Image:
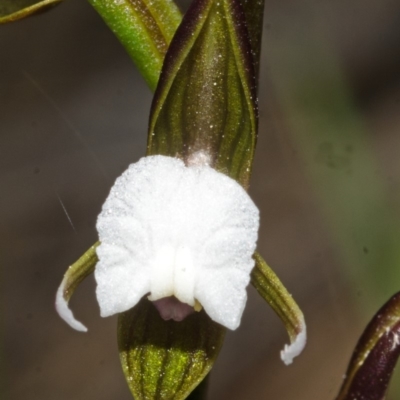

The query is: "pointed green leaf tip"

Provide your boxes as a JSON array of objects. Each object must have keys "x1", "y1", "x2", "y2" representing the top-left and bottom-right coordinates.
[
  {"x1": 118, "y1": 300, "x2": 225, "y2": 400},
  {"x1": 147, "y1": 0, "x2": 258, "y2": 189},
  {"x1": 336, "y1": 291, "x2": 400, "y2": 400},
  {"x1": 251, "y1": 253, "x2": 307, "y2": 365},
  {"x1": 0, "y1": 0, "x2": 62, "y2": 23}
]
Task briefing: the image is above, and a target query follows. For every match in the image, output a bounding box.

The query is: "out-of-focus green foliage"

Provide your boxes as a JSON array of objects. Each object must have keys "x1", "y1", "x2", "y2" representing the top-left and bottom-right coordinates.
[
  {"x1": 269, "y1": 10, "x2": 400, "y2": 310},
  {"x1": 268, "y1": 9, "x2": 400, "y2": 396}
]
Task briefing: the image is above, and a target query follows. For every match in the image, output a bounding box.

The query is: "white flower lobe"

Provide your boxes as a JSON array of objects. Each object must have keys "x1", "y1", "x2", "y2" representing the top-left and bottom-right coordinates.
[{"x1": 95, "y1": 155, "x2": 259, "y2": 330}]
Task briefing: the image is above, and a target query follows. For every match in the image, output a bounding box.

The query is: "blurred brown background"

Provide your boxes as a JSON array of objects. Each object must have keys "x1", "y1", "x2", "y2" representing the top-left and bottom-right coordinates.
[{"x1": 1, "y1": 0, "x2": 400, "y2": 398}]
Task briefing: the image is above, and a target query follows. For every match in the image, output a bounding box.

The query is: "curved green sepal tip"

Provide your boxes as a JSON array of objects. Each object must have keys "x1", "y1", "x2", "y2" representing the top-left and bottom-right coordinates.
[
  {"x1": 87, "y1": 0, "x2": 182, "y2": 91},
  {"x1": 55, "y1": 242, "x2": 99, "y2": 332},
  {"x1": 251, "y1": 252, "x2": 307, "y2": 365},
  {"x1": 147, "y1": 0, "x2": 258, "y2": 188},
  {"x1": 337, "y1": 291, "x2": 400, "y2": 400},
  {"x1": 118, "y1": 299, "x2": 226, "y2": 400},
  {"x1": 0, "y1": 0, "x2": 62, "y2": 24}
]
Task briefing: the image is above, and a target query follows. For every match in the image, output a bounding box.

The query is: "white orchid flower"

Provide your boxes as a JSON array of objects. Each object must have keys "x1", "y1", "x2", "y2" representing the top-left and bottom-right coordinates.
[{"x1": 57, "y1": 154, "x2": 259, "y2": 331}]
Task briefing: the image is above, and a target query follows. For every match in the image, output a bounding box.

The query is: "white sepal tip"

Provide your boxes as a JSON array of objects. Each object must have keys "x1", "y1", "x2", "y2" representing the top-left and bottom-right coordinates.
[
  {"x1": 55, "y1": 278, "x2": 88, "y2": 332},
  {"x1": 280, "y1": 324, "x2": 307, "y2": 365}
]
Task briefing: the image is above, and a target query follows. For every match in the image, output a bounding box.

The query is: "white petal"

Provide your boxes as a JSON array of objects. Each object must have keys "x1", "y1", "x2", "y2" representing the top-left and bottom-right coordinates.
[
  {"x1": 55, "y1": 278, "x2": 88, "y2": 332},
  {"x1": 280, "y1": 323, "x2": 307, "y2": 365},
  {"x1": 196, "y1": 268, "x2": 251, "y2": 330},
  {"x1": 95, "y1": 244, "x2": 150, "y2": 317},
  {"x1": 95, "y1": 155, "x2": 259, "y2": 329}
]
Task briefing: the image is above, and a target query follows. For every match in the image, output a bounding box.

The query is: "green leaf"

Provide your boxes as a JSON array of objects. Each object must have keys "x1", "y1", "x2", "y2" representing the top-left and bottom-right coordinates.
[
  {"x1": 251, "y1": 252, "x2": 306, "y2": 365},
  {"x1": 55, "y1": 242, "x2": 99, "y2": 331},
  {"x1": 118, "y1": 299, "x2": 225, "y2": 400},
  {"x1": 147, "y1": 0, "x2": 258, "y2": 188},
  {"x1": 336, "y1": 291, "x2": 400, "y2": 400},
  {"x1": 87, "y1": 0, "x2": 182, "y2": 91},
  {"x1": 0, "y1": 0, "x2": 62, "y2": 24}
]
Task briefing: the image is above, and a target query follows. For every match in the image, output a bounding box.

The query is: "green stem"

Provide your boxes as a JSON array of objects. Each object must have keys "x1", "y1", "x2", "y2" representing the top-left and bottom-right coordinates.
[{"x1": 87, "y1": 0, "x2": 182, "y2": 90}]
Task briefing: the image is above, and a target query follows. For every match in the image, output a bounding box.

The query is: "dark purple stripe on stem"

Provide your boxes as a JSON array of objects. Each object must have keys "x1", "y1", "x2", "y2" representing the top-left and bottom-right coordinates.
[{"x1": 337, "y1": 292, "x2": 400, "y2": 400}]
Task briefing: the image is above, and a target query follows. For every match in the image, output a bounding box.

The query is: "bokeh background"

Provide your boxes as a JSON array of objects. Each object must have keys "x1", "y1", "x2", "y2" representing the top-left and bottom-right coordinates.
[{"x1": 1, "y1": 0, "x2": 400, "y2": 398}]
